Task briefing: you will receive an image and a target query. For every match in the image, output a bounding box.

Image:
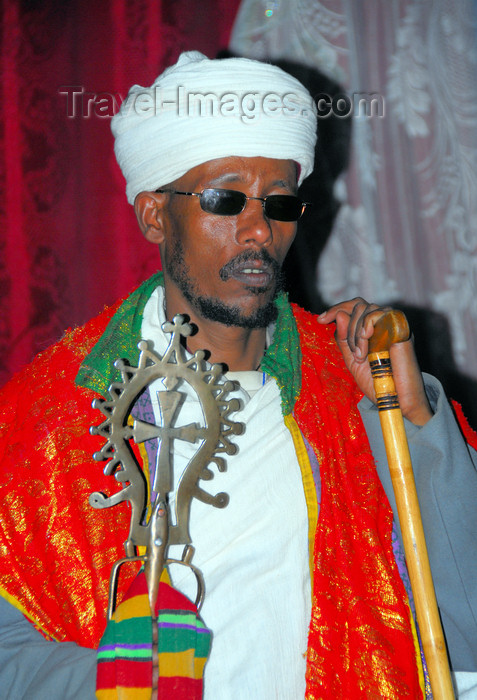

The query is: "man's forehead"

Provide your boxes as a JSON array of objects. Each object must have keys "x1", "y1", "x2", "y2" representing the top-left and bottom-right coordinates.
[{"x1": 173, "y1": 156, "x2": 298, "y2": 189}]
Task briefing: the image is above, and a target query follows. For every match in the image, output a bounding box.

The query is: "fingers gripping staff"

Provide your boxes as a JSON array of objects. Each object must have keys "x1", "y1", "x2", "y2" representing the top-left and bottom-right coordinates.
[{"x1": 369, "y1": 311, "x2": 454, "y2": 699}]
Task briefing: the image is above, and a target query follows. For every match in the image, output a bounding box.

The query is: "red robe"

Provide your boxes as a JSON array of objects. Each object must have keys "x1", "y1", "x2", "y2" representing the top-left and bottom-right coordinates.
[{"x1": 2, "y1": 280, "x2": 475, "y2": 696}]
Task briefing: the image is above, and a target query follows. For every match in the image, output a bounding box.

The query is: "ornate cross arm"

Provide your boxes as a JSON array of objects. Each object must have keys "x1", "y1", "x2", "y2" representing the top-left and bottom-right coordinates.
[{"x1": 89, "y1": 314, "x2": 244, "y2": 616}]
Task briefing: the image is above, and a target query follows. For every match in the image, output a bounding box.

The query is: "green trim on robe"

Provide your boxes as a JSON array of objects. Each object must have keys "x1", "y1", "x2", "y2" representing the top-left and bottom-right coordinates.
[
  {"x1": 260, "y1": 292, "x2": 301, "y2": 415},
  {"x1": 75, "y1": 272, "x2": 164, "y2": 397},
  {"x1": 76, "y1": 273, "x2": 302, "y2": 414}
]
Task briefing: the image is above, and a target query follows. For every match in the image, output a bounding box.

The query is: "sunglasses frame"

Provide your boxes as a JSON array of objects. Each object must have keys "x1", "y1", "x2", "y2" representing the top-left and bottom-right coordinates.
[{"x1": 155, "y1": 187, "x2": 310, "y2": 222}]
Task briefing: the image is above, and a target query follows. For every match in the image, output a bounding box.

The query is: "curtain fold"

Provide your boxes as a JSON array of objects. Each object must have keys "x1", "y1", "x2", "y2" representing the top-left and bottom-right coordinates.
[
  {"x1": 0, "y1": 0, "x2": 241, "y2": 384},
  {"x1": 230, "y1": 0, "x2": 477, "y2": 425}
]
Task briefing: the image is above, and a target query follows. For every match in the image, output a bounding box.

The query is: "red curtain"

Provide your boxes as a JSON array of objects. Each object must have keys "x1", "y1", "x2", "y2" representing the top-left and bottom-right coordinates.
[{"x1": 0, "y1": 0, "x2": 241, "y2": 385}]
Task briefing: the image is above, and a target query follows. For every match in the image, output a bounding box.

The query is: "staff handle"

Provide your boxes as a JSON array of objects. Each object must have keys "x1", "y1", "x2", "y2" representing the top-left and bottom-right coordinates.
[{"x1": 368, "y1": 311, "x2": 454, "y2": 699}]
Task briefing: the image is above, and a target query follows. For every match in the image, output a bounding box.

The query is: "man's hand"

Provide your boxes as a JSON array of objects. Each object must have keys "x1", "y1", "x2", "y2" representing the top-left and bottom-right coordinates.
[{"x1": 318, "y1": 298, "x2": 433, "y2": 426}]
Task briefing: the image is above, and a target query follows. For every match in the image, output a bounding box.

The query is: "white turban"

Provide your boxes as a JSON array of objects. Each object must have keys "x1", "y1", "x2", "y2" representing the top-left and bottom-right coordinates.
[{"x1": 111, "y1": 51, "x2": 317, "y2": 204}]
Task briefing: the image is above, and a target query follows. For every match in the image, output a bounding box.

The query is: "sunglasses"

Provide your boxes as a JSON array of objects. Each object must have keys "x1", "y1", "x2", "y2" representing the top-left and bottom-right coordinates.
[{"x1": 155, "y1": 187, "x2": 310, "y2": 222}]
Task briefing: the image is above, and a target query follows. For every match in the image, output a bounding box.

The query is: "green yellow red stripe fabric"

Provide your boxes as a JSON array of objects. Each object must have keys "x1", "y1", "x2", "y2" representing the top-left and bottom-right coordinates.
[{"x1": 96, "y1": 569, "x2": 211, "y2": 699}]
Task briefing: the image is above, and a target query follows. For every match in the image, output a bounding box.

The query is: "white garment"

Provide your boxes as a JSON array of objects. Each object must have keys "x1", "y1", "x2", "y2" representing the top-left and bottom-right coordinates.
[
  {"x1": 141, "y1": 287, "x2": 312, "y2": 699},
  {"x1": 111, "y1": 50, "x2": 317, "y2": 204}
]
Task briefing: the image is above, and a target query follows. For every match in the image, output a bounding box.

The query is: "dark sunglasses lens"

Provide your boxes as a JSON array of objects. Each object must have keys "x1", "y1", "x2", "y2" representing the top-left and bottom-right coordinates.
[
  {"x1": 200, "y1": 189, "x2": 246, "y2": 215},
  {"x1": 264, "y1": 195, "x2": 304, "y2": 221}
]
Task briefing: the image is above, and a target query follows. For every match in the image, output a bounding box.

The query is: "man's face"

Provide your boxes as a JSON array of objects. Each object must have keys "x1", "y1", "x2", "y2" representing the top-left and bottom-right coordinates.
[{"x1": 157, "y1": 156, "x2": 298, "y2": 329}]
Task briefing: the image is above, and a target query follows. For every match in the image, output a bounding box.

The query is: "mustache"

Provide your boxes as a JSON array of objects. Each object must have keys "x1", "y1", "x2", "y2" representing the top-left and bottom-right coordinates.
[{"x1": 219, "y1": 249, "x2": 280, "y2": 281}]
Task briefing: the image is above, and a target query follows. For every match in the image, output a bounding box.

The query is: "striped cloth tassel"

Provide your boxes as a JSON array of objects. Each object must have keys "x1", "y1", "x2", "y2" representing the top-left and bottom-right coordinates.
[{"x1": 96, "y1": 568, "x2": 211, "y2": 699}]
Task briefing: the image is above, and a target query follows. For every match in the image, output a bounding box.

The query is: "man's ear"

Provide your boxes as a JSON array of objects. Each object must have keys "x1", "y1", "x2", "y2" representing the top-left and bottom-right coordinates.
[{"x1": 134, "y1": 191, "x2": 167, "y2": 244}]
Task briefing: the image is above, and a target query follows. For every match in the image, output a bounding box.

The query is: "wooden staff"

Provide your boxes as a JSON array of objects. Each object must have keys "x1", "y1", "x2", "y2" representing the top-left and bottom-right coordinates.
[{"x1": 368, "y1": 311, "x2": 454, "y2": 699}]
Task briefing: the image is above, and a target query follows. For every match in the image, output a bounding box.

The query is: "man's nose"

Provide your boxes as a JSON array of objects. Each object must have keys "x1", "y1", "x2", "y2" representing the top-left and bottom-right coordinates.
[{"x1": 234, "y1": 200, "x2": 273, "y2": 247}]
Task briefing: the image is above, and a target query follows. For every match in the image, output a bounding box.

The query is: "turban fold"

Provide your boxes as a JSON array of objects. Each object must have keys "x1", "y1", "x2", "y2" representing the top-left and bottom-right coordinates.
[{"x1": 112, "y1": 51, "x2": 317, "y2": 204}]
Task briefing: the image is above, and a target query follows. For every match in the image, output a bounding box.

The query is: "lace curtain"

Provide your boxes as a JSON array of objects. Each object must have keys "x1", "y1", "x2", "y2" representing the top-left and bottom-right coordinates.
[
  {"x1": 0, "y1": 0, "x2": 240, "y2": 385},
  {"x1": 230, "y1": 0, "x2": 477, "y2": 422}
]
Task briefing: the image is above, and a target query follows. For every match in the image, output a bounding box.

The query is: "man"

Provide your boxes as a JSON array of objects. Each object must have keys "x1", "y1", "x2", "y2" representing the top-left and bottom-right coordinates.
[{"x1": 0, "y1": 51, "x2": 476, "y2": 699}]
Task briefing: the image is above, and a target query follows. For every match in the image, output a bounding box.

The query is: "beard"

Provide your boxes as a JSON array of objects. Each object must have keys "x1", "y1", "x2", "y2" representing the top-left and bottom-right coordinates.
[{"x1": 165, "y1": 241, "x2": 283, "y2": 329}]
